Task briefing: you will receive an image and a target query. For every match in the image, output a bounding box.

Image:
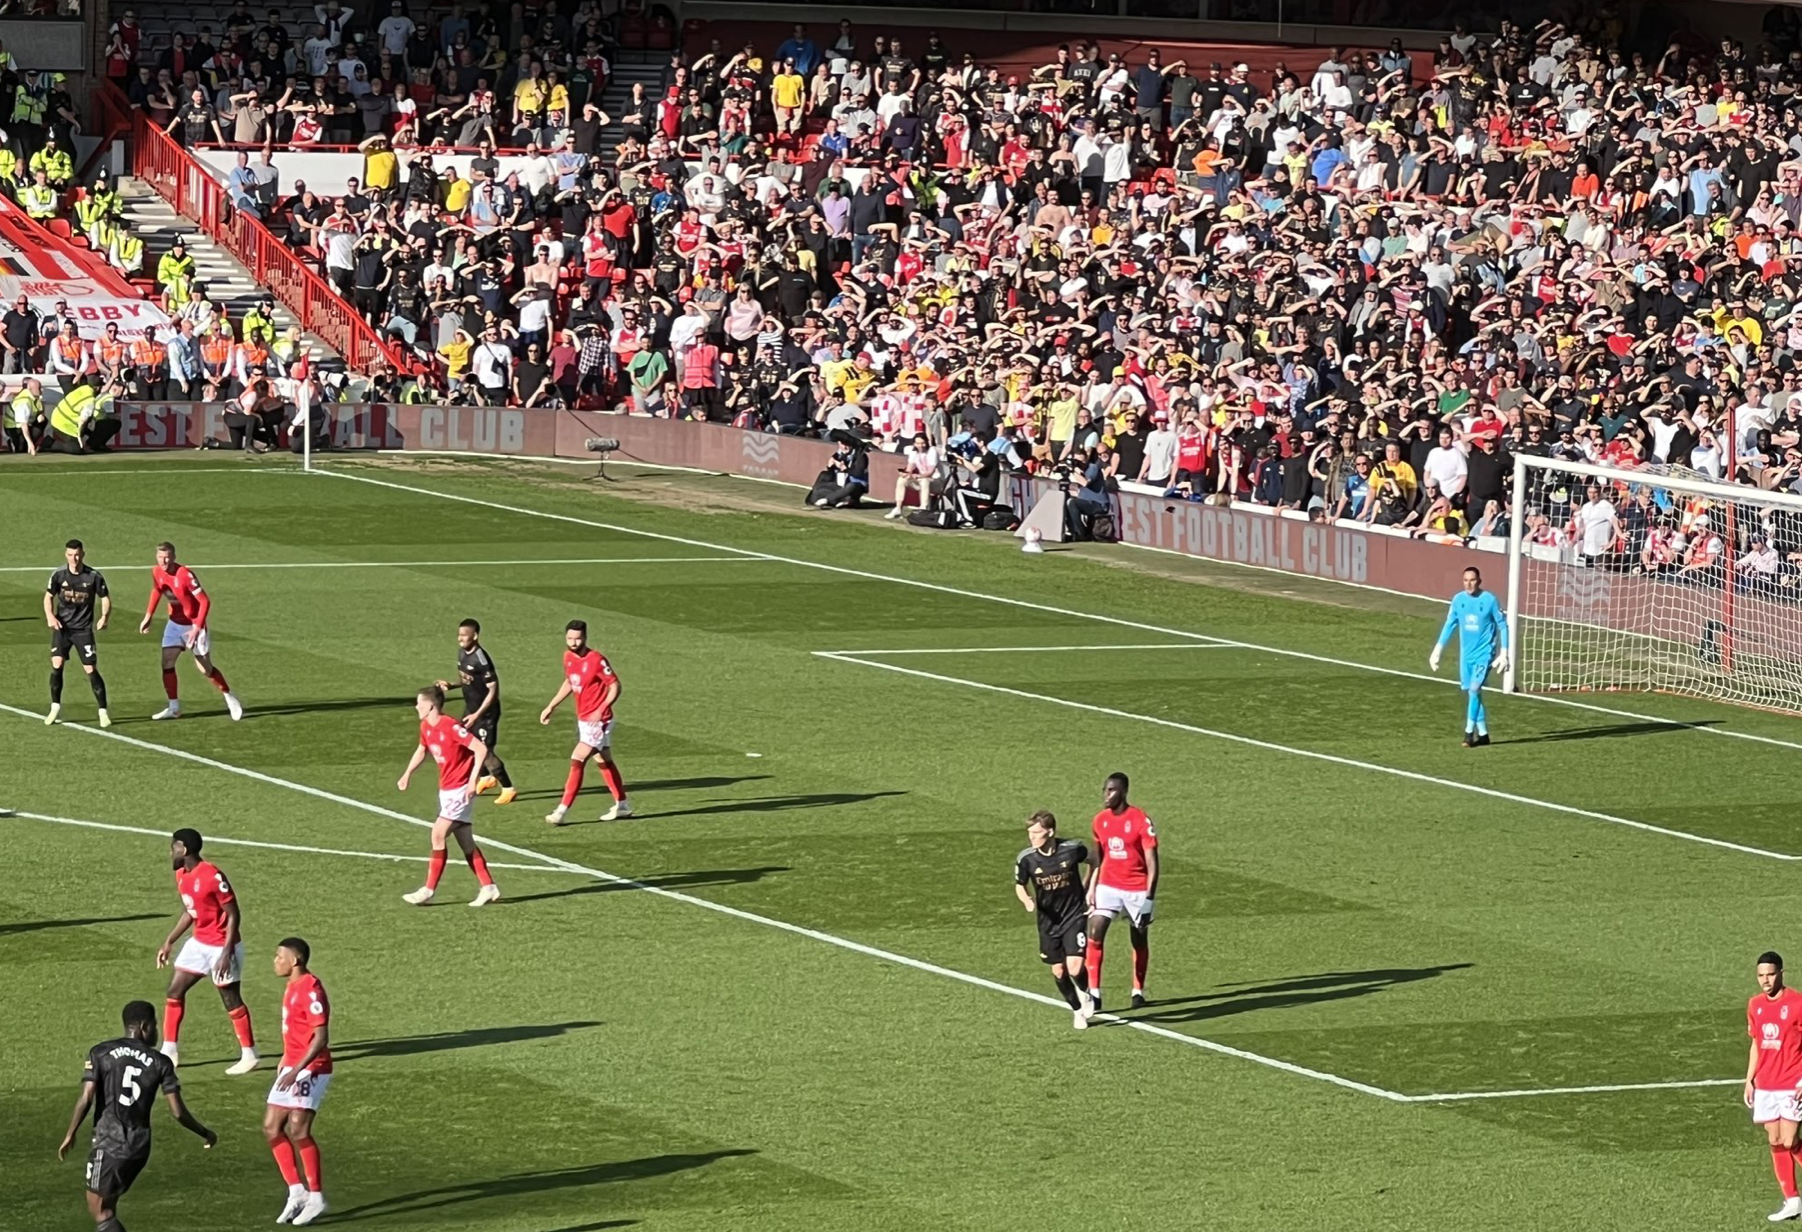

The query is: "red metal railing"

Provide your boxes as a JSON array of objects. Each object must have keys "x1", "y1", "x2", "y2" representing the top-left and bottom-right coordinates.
[{"x1": 108, "y1": 84, "x2": 401, "y2": 373}]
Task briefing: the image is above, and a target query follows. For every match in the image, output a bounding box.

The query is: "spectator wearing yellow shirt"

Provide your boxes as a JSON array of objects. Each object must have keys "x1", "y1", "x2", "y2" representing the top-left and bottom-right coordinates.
[
  {"x1": 1714, "y1": 300, "x2": 1764, "y2": 348},
  {"x1": 770, "y1": 60, "x2": 807, "y2": 135},
  {"x1": 360, "y1": 134, "x2": 398, "y2": 192},
  {"x1": 838, "y1": 353, "x2": 878, "y2": 404},
  {"x1": 437, "y1": 326, "x2": 474, "y2": 393},
  {"x1": 513, "y1": 67, "x2": 547, "y2": 134}
]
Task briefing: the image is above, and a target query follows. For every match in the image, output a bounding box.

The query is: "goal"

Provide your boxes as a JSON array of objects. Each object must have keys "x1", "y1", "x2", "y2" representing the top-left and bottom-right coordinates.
[{"x1": 1503, "y1": 454, "x2": 1802, "y2": 715}]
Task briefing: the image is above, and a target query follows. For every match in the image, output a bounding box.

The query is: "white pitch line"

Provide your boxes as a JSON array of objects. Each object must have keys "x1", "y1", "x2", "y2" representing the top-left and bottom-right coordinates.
[
  {"x1": 314, "y1": 466, "x2": 1802, "y2": 755},
  {"x1": 813, "y1": 644, "x2": 1237, "y2": 655},
  {"x1": 0, "y1": 701, "x2": 1406, "y2": 1103},
  {"x1": 5, "y1": 809, "x2": 576, "y2": 876},
  {"x1": 0, "y1": 556, "x2": 764, "y2": 574},
  {"x1": 0, "y1": 467, "x2": 299, "y2": 477},
  {"x1": 1406, "y1": 1078, "x2": 1742, "y2": 1102},
  {"x1": 814, "y1": 652, "x2": 1801, "y2": 863}
]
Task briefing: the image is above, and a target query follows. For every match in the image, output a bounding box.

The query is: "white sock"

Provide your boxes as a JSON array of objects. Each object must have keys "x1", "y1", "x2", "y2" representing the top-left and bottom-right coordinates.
[
  {"x1": 224, "y1": 692, "x2": 238, "y2": 703},
  {"x1": 289, "y1": 1183, "x2": 306, "y2": 1198},
  {"x1": 241, "y1": 1045, "x2": 257, "y2": 1058}
]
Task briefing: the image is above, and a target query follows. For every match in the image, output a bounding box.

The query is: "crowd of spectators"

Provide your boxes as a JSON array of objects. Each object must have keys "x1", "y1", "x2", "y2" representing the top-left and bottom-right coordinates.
[{"x1": 96, "y1": 3, "x2": 1802, "y2": 561}]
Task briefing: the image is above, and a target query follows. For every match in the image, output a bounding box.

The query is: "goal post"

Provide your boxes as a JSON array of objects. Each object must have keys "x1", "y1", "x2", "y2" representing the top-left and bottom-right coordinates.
[{"x1": 1504, "y1": 453, "x2": 1802, "y2": 715}]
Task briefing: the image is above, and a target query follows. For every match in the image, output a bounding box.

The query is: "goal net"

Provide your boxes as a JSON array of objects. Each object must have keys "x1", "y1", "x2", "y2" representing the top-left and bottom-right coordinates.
[{"x1": 1505, "y1": 454, "x2": 1802, "y2": 715}]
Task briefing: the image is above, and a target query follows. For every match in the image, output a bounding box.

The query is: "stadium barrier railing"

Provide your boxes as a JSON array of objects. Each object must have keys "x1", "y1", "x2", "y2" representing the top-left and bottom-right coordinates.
[
  {"x1": 106, "y1": 84, "x2": 403, "y2": 373},
  {"x1": 100, "y1": 400, "x2": 1478, "y2": 601}
]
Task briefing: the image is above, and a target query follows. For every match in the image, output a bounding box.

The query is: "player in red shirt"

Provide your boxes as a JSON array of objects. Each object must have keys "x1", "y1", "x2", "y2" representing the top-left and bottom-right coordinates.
[
  {"x1": 155, "y1": 827, "x2": 259, "y2": 1074},
  {"x1": 265, "y1": 936, "x2": 331, "y2": 1226},
  {"x1": 1747, "y1": 950, "x2": 1802, "y2": 1221},
  {"x1": 1084, "y1": 772, "x2": 1160, "y2": 1013},
  {"x1": 137, "y1": 541, "x2": 244, "y2": 721},
  {"x1": 539, "y1": 619, "x2": 632, "y2": 825},
  {"x1": 397, "y1": 686, "x2": 499, "y2": 907}
]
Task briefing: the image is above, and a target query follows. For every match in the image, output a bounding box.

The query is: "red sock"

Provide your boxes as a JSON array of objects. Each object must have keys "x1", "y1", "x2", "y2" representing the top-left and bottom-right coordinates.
[
  {"x1": 162, "y1": 996, "x2": 184, "y2": 1044},
  {"x1": 1084, "y1": 942, "x2": 1104, "y2": 993},
  {"x1": 270, "y1": 1136, "x2": 301, "y2": 1186},
  {"x1": 207, "y1": 667, "x2": 231, "y2": 694},
  {"x1": 600, "y1": 763, "x2": 626, "y2": 801},
  {"x1": 295, "y1": 1136, "x2": 322, "y2": 1192},
  {"x1": 467, "y1": 847, "x2": 493, "y2": 886},
  {"x1": 425, "y1": 849, "x2": 447, "y2": 890},
  {"x1": 162, "y1": 669, "x2": 179, "y2": 700},
  {"x1": 560, "y1": 760, "x2": 585, "y2": 808},
  {"x1": 1131, "y1": 941, "x2": 1149, "y2": 991},
  {"x1": 1775, "y1": 1144, "x2": 1799, "y2": 1199},
  {"x1": 228, "y1": 1003, "x2": 254, "y2": 1049}
]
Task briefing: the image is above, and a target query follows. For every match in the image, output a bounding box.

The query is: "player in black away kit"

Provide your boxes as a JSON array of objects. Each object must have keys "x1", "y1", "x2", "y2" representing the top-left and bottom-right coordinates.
[
  {"x1": 436, "y1": 618, "x2": 517, "y2": 805},
  {"x1": 44, "y1": 538, "x2": 112, "y2": 727},
  {"x1": 1014, "y1": 810, "x2": 1097, "y2": 1030},
  {"x1": 58, "y1": 1000, "x2": 215, "y2": 1232}
]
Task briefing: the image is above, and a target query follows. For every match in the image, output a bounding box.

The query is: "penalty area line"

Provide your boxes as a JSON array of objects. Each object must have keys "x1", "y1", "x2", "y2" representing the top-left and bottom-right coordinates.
[
  {"x1": 310, "y1": 465, "x2": 1802, "y2": 755},
  {"x1": 812, "y1": 644, "x2": 1238, "y2": 656},
  {"x1": 812, "y1": 652, "x2": 1802, "y2": 864},
  {"x1": 1403, "y1": 1078, "x2": 1742, "y2": 1102},
  {"x1": 3, "y1": 809, "x2": 577, "y2": 876},
  {"x1": 0, "y1": 701, "x2": 1408, "y2": 1103}
]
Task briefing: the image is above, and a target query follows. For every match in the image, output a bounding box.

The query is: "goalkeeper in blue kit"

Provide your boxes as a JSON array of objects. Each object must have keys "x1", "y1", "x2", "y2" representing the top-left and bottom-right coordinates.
[{"x1": 1429, "y1": 566, "x2": 1509, "y2": 747}]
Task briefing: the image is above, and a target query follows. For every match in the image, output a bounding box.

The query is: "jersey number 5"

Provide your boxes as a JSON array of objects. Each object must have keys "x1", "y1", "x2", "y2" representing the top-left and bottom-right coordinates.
[{"x1": 118, "y1": 1065, "x2": 143, "y2": 1107}]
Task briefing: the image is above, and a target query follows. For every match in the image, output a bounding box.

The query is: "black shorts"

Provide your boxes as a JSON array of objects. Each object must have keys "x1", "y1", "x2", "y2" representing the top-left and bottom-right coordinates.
[
  {"x1": 86, "y1": 1141, "x2": 149, "y2": 1200},
  {"x1": 1038, "y1": 919, "x2": 1087, "y2": 965},
  {"x1": 50, "y1": 627, "x2": 96, "y2": 663},
  {"x1": 467, "y1": 714, "x2": 499, "y2": 751}
]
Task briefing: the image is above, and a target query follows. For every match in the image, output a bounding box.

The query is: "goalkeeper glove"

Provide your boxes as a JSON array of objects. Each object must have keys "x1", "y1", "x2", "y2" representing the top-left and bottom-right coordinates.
[
  {"x1": 1428, "y1": 646, "x2": 1442, "y2": 672},
  {"x1": 1492, "y1": 650, "x2": 1509, "y2": 673}
]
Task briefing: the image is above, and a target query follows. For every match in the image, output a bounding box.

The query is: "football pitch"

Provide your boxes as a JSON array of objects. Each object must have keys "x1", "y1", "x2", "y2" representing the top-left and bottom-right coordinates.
[{"x1": 3, "y1": 453, "x2": 1800, "y2": 1232}]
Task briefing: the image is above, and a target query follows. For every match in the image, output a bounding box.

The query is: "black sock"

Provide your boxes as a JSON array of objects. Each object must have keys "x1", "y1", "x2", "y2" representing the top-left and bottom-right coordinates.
[
  {"x1": 98, "y1": 1218, "x2": 126, "y2": 1232},
  {"x1": 492, "y1": 759, "x2": 513, "y2": 790},
  {"x1": 1052, "y1": 971, "x2": 1082, "y2": 1010},
  {"x1": 49, "y1": 667, "x2": 63, "y2": 704},
  {"x1": 89, "y1": 671, "x2": 108, "y2": 709}
]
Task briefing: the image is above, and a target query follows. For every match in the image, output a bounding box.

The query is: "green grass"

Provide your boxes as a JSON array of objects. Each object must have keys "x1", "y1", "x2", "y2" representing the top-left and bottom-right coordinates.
[{"x1": 1, "y1": 452, "x2": 1796, "y2": 1232}]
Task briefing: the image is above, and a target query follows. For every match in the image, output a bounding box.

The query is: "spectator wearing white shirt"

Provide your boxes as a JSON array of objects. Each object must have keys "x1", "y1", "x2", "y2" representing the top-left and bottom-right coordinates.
[
  {"x1": 376, "y1": 0, "x2": 415, "y2": 60},
  {"x1": 470, "y1": 325, "x2": 513, "y2": 404},
  {"x1": 1140, "y1": 412, "x2": 1178, "y2": 486},
  {"x1": 1421, "y1": 426, "x2": 1468, "y2": 500},
  {"x1": 886, "y1": 432, "x2": 940, "y2": 519},
  {"x1": 1572, "y1": 483, "x2": 1622, "y2": 564}
]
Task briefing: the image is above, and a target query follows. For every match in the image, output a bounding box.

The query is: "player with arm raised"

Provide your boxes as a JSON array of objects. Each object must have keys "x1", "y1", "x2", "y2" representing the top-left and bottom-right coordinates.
[
  {"x1": 1085, "y1": 771, "x2": 1158, "y2": 1012},
  {"x1": 59, "y1": 999, "x2": 215, "y2": 1232},
  {"x1": 138, "y1": 542, "x2": 244, "y2": 722},
  {"x1": 398, "y1": 686, "x2": 500, "y2": 907},
  {"x1": 1428, "y1": 565, "x2": 1509, "y2": 747},
  {"x1": 1747, "y1": 950, "x2": 1802, "y2": 1223},
  {"x1": 155, "y1": 828, "x2": 259, "y2": 1075},
  {"x1": 540, "y1": 619, "x2": 633, "y2": 825},
  {"x1": 1015, "y1": 810, "x2": 1097, "y2": 1029},
  {"x1": 266, "y1": 937, "x2": 331, "y2": 1226},
  {"x1": 44, "y1": 538, "x2": 112, "y2": 727},
  {"x1": 433, "y1": 618, "x2": 517, "y2": 806}
]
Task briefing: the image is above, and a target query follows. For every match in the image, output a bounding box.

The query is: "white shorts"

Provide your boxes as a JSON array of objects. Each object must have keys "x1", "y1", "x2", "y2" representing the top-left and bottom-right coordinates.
[
  {"x1": 576, "y1": 718, "x2": 613, "y2": 751},
  {"x1": 173, "y1": 937, "x2": 243, "y2": 985},
  {"x1": 1091, "y1": 883, "x2": 1155, "y2": 926},
  {"x1": 1754, "y1": 1088, "x2": 1802, "y2": 1124},
  {"x1": 437, "y1": 787, "x2": 474, "y2": 823},
  {"x1": 267, "y1": 1070, "x2": 332, "y2": 1111},
  {"x1": 161, "y1": 621, "x2": 209, "y2": 656}
]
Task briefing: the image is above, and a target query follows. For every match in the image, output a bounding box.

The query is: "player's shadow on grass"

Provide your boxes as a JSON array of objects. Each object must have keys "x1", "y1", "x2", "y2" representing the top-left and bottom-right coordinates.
[
  {"x1": 0, "y1": 911, "x2": 161, "y2": 936},
  {"x1": 510, "y1": 774, "x2": 771, "y2": 802},
  {"x1": 331, "y1": 1020, "x2": 605, "y2": 1061},
  {"x1": 330, "y1": 1150, "x2": 756, "y2": 1221},
  {"x1": 1127, "y1": 964, "x2": 1473, "y2": 1025},
  {"x1": 1503, "y1": 720, "x2": 1719, "y2": 744},
  {"x1": 146, "y1": 695, "x2": 409, "y2": 722},
  {"x1": 504, "y1": 866, "x2": 790, "y2": 904},
  {"x1": 637, "y1": 790, "x2": 906, "y2": 822}
]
